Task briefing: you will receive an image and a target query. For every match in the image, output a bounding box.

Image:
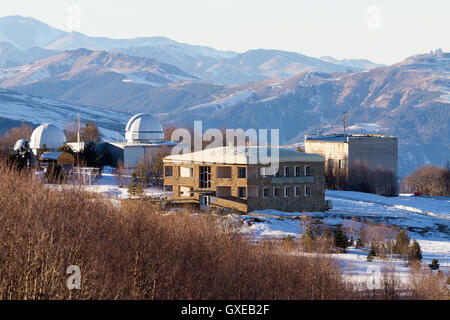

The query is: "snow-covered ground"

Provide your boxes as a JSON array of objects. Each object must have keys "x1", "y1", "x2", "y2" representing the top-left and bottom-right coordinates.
[
  {"x1": 235, "y1": 190, "x2": 449, "y2": 284},
  {"x1": 86, "y1": 173, "x2": 449, "y2": 285},
  {"x1": 84, "y1": 166, "x2": 167, "y2": 199}
]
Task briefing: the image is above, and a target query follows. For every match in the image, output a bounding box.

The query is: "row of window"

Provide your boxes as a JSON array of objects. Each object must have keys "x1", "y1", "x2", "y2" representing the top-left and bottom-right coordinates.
[
  {"x1": 263, "y1": 165, "x2": 311, "y2": 178},
  {"x1": 164, "y1": 165, "x2": 312, "y2": 179},
  {"x1": 236, "y1": 186, "x2": 311, "y2": 198},
  {"x1": 262, "y1": 185, "x2": 310, "y2": 198}
]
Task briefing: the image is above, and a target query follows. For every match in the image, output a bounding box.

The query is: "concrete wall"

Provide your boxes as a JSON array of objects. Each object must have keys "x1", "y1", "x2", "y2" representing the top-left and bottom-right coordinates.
[
  {"x1": 348, "y1": 136, "x2": 398, "y2": 177},
  {"x1": 304, "y1": 140, "x2": 349, "y2": 173},
  {"x1": 305, "y1": 136, "x2": 398, "y2": 178}
]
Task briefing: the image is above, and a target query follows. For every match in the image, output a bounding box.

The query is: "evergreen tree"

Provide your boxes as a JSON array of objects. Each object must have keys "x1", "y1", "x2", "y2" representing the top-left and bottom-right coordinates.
[
  {"x1": 9, "y1": 140, "x2": 33, "y2": 170},
  {"x1": 80, "y1": 142, "x2": 101, "y2": 167},
  {"x1": 395, "y1": 230, "x2": 410, "y2": 256},
  {"x1": 333, "y1": 226, "x2": 349, "y2": 253},
  {"x1": 100, "y1": 149, "x2": 113, "y2": 167},
  {"x1": 428, "y1": 259, "x2": 440, "y2": 270},
  {"x1": 301, "y1": 226, "x2": 316, "y2": 252},
  {"x1": 127, "y1": 172, "x2": 144, "y2": 196},
  {"x1": 408, "y1": 240, "x2": 422, "y2": 262},
  {"x1": 367, "y1": 245, "x2": 376, "y2": 262}
]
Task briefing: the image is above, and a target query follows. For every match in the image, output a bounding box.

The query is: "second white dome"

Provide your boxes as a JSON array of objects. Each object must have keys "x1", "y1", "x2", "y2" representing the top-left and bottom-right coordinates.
[{"x1": 125, "y1": 113, "x2": 164, "y2": 143}]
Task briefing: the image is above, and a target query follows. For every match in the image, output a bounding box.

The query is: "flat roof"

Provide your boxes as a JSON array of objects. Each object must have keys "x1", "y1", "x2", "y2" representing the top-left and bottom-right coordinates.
[
  {"x1": 164, "y1": 146, "x2": 324, "y2": 165},
  {"x1": 304, "y1": 133, "x2": 396, "y2": 142},
  {"x1": 106, "y1": 141, "x2": 177, "y2": 148}
]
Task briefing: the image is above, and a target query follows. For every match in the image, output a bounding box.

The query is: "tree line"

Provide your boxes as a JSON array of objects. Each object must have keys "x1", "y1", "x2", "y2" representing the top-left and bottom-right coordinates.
[
  {"x1": 325, "y1": 159, "x2": 398, "y2": 197},
  {"x1": 401, "y1": 162, "x2": 450, "y2": 197}
]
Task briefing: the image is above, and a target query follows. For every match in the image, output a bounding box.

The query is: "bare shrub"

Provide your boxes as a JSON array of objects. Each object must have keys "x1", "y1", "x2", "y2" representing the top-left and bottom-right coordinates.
[{"x1": 0, "y1": 167, "x2": 348, "y2": 300}]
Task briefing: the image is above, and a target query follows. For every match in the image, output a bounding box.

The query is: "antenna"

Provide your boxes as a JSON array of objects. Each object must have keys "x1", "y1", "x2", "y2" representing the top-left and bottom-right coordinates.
[{"x1": 343, "y1": 111, "x2": 348, "y2": 137}]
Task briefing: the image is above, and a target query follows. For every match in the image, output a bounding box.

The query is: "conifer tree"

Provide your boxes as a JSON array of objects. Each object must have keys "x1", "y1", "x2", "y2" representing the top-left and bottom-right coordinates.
[
  {"x1": 408, "y1": 240, "x2": 422, "y2": 262},
  {"x1": 333, "y1": 226, "x2": 349, "y2": 253},
  {"x1": 428, "y1": 259, "x2": 440, "y2": 270}
]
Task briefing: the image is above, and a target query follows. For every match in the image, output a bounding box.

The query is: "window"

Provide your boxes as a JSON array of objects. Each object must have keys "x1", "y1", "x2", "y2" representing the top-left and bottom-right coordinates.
[
  {"x1": 284, "y1": 186, "x2": 290, "y2": 198},
  {"x1": 284, "y1": 166, "x2": 290, "y2": 177},
  {"x1": 238, "y1": 167, "x2": 246, "y2": 178},
  {"x1": 263, "y1": 188, "x2": 269, "y2": 198},
  {"x1": 164, "y1": 166, "x2": 173, "y2": 177},
  {"x1": 295, "y1": 166, "x2": 301, "y2": 177},
  {"x1": 165, "y1": 185, "x2": 173, "y2": 192},
  {"x1": 199, "y1": 166, "x2": 211, "y2": 188},
  {"x1": 238, "y1": 187, "x2": 247, "y2": 198},
  {"x1": 339, "y1": 159, "x2": 346, "y2": 169},
  {"x1": 305, "y1": 186, "x2": 310, "y2": 197},
  {"x1": 273, "y1": 187, "x2": 280, "y2": 198},
  {"x1": 294, "y1": 186, "x2": 300, "y2": 197},
  {"x1": 304, "y1": 165, "x2": 310, "y2": 176}
]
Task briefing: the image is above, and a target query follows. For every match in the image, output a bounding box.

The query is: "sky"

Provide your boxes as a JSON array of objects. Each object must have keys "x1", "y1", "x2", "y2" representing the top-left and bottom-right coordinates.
[{"x1": 1, "y1": 0, "x2": 449, "y2": 65}]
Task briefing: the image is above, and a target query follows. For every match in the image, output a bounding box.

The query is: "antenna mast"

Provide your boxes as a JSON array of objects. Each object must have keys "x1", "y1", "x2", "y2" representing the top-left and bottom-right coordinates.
[
  {"x1": 77, "y1": 114, "x2": 81, "y2": 146},
  {"x1": 343, "y1": 111, "x2": 347, "y2": 138}
]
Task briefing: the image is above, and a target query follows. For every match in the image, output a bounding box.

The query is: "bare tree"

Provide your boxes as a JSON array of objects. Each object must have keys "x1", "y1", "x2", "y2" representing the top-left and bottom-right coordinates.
[{"x1": 402, "y1": 164, "x2": 449, "y2": 196}]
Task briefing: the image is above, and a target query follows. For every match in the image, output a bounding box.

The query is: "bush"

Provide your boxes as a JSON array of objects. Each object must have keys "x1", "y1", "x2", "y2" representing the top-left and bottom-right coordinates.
[
  {"x1": 428, "y1": 259, "x2": 440, "y2": 270},
  {"x1": 0, "y1": 167, "x2": 349, "y2": 300}
]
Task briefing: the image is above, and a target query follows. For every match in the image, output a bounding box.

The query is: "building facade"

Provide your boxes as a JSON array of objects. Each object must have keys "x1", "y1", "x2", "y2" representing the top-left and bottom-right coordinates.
[
  {"x1": 163, "y1": 146, "x2": 327, "y2": 213},
  {"x1": 304, "y1": 134, "x2": 398, "y2": 178}
]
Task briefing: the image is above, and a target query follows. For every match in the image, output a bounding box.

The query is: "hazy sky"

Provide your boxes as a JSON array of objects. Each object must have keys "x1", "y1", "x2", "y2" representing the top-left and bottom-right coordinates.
[{"x1": 2, "y1": 0, "x2": 449, "y2": 64}]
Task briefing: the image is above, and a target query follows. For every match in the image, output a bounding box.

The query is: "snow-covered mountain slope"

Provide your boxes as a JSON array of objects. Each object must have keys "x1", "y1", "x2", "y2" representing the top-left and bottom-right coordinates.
[
  {"x1": 0, "y1": 89, "x2": 130, "y2": 140},
  {"x1": 0, "y1": 48, "x2": 196, "y2": 87},
  {"x1": 320, "y1": 56, "x2": 385, "y2": 70},
  {"x1": 0, "y1": 16, "x2": 68, "y2": 50},
  {"x1": 0, "y1": 42, "x2": 58, "y2": 68}
]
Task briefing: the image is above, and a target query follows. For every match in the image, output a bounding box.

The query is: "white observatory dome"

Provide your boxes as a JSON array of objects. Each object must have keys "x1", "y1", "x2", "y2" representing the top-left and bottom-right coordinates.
[
  {"x1": 125, "y1": 113, "x2": 164, "y2": 143},
  {"x1": 30, "y1": 123, "x2": 66, "y2": 151}
]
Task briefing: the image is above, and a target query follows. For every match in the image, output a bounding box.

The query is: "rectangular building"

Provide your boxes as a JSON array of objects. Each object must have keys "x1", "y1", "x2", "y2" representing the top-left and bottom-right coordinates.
[
  {"x1": 163, "y1": 146, "x2": 327, "y2": 213},
  {"x1": 304, "y1": 134, "x2": 398, "y2": 178}
]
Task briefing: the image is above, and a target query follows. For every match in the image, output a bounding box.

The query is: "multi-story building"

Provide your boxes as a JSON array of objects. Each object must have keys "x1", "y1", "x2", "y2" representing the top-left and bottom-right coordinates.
[
  {"x1": 304, "y1": 134, "x2": 398, "y2": 178},
  {"x1": 163, "y1": 146, "x2": 328, "y2": 213}
]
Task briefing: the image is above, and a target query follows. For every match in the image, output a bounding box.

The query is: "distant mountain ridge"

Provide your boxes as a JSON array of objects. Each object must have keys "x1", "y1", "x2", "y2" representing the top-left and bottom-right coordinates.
[
  {"x1": 0, "y1": 15, "x2": 381, "y2": 84},
  {"x1": 0, "y1": 15, "x2": 447, "y2": 176}
]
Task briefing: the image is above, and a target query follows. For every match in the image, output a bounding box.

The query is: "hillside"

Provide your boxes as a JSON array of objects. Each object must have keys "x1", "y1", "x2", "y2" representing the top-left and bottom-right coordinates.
[
  {"x1": 0, "y1": 89, "x2": 130, "y2": 140},
  {"x1": 160, "y1": 51, "x2": 450, "y2": 176}
]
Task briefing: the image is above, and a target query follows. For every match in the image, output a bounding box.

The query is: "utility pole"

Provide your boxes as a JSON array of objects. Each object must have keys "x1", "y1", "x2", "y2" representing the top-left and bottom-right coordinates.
[{"x1": 343, "y1": 111, "x2": 348, "y2": 138}]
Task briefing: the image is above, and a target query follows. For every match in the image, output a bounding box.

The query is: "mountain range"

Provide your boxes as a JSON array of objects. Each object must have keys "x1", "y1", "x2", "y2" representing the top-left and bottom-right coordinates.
[{"x1": 0, "y1": 15, "x2": 448, "y2": 176}]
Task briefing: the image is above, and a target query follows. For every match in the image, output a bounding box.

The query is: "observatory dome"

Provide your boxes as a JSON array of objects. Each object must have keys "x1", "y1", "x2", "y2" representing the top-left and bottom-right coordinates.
[
  {"x1": 30, "y1": 123, "x2": 66, "y2": 151},
  {"x1": 125, "y1": 113, "x2": 164, "y2": 143}
]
